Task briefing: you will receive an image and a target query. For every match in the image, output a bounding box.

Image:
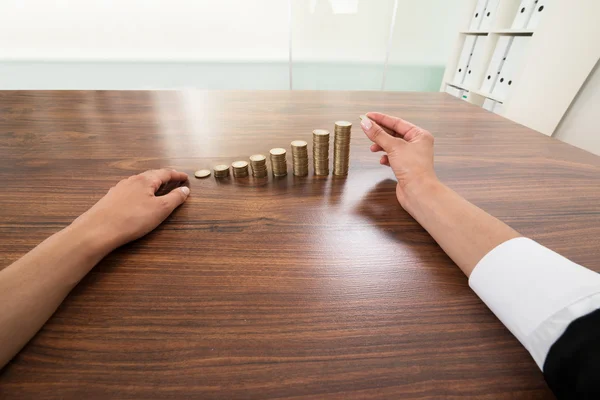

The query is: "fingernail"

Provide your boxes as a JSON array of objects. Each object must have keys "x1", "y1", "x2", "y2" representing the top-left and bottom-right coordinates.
[
  {"x1": 361, "y1": 118, "x2": 372, "y2": 130},
  {"x1": 180, "y1": 186, "x2": 190, "y2": 196}
]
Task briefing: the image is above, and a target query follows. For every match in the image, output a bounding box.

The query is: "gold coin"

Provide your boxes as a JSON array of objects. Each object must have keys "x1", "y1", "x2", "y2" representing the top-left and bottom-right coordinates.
[
  {"x1": 194, "y1": 169, "x2": 211, "y2": 178},
  {"x1": 214, "y1": 165, "x2": 229, "y2": 172},
  {"x1": 232, "y1": 160, "x2": 248, "y2": 169},
  {"x1": 313, "y1": 129, "x2": 330, "y2": 136},
  {"x1": 249, "y1": 154, "x2": 266, "y2": 162},
  {"x1": 291, "y1": 140, "x2": 308, "y2": 147},
  {"x1": 270, "y1": 148, "x2": 286, "y2": 156},
  {"x1": 335, "y1": 121, "x2": 352, "y2": 127}
]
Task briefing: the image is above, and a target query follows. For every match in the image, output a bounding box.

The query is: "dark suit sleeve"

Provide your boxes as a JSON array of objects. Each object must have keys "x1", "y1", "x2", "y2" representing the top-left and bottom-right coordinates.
[{"x1": 543, "y1": 309, "x2": 600, "y2": 399}]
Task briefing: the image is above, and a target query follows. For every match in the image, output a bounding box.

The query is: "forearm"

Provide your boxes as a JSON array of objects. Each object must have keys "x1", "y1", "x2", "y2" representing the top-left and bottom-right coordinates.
[
  {"x1": 0, "y1": 223, "x2": 111, "y2": 368},
  {"x1": 400, "y1": 178, "x2": 521, "y2": 277},
  {"x1": 0, "y1": 169, "x2": 189, "y2": 369}
]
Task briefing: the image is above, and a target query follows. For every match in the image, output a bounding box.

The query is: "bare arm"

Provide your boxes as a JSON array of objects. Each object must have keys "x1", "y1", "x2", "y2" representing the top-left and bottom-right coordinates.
[
  {"x1": 401, "y1": 180, "x2": 520, "y2": 276},
  {"x1": 0, "y1": 169, "x2": 190, "y2": 368},
  {"x1": 360, "y1": 112, "x2": 520, "y2": 277}
]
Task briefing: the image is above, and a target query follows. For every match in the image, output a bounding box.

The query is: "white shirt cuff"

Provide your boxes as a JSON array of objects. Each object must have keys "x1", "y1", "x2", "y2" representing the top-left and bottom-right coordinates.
[{"x1": 469, "y1": 237, "x2": 600, "y2": 369}]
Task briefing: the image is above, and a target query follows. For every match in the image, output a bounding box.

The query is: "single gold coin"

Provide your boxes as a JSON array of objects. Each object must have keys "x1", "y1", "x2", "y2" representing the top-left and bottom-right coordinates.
[
  {"x1": 291, "y1": 140, "x2": 308, "y2": 147},
  {"x1": 270, "y1": 148, "x2": 286, "y2": 156},
  {"x1": 194, "y1": 169, "x2": 211, "y2": 178},
  {"x1": 249, "y1": 154, "x2": 266, "y2": 162},
  {"x1": 313, "y1": 129, "x2": 330, "y2": 136},
  {"x1": 359, "y1": 115, "x2": 368, "y2": 121},
  {"x1": 232, "y1": 160, "x2": 248, "y2": 168},
  {"x1": 335, "y1": 121, "x2": 352, "y2": 127}
]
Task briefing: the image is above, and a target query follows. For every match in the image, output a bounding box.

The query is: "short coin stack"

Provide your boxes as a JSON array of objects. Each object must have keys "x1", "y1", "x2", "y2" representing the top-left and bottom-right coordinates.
[
  {"x1": 290, "y1": 140, "x2": 309, "y2": 177},
  {"x1": 213, "y1": 164, "x2": 230, "y2": 178},
  {"x1": 194, "y1": 169, "x2": 211, "y2": 179},
  {"x1": 231, "y1": 161, "x2": 249, "y2": 178},
  {"x1": 249, "y1": 154, "x2": 268, "y2": 178},
  {"x1": 269, "y1": 148, "x2": 288, "y2": 177},
  {"x1": 333, "y1": 121, "x2": 352, "y2": 176},
  {"x1": 312, "y1": 129, "x2": 330, "y2": 176}
]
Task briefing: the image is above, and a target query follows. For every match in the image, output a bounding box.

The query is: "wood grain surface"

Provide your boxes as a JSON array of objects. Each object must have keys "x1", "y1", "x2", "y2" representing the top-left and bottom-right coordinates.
[{"x1": 0, "y1": 91, "x2": 599, "y2": 399}]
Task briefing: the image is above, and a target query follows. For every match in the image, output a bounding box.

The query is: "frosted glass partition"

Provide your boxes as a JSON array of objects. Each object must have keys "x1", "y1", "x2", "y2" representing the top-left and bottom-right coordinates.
[
  {"x1": 0, "y1": 0, "x2": 289, "y2": 61},
  {"x1": 0, "y1": 0, "x2": 463, "y2": 90},
  {"x1": 384, "y1": 0, "x2": 466, "y2": 91},
  {"x1": 291, "y1": 0, "x2": 396, "y2": 90},
  {"x1": 0, "y1": 0, "x2": 290, "y2": 89}
]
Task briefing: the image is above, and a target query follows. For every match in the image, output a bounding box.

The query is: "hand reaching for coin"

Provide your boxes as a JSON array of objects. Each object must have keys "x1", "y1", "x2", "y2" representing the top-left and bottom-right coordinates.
[
  {"x1": 360, "y1": 112, "x2": 437, "y2": 205},
  {"x1": 71, "y1": 169, "x2": 190, "y2": 254}
]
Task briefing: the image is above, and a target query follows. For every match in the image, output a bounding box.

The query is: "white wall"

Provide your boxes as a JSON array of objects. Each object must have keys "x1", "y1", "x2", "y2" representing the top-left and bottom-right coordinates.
[
  {"x1": 554, "y1": 60, "x2": 600, "y2": 156},
  {"x1": 388, "y1": 0, "x2": 465, "y2": 66},
  {"x1": 0, "y1": 0, "x2": 463, "y2": 64},
  {"x1": 292, "y1": 0, "x2": 394, "y2": 63},
  {"x1": 0, "y1": 0, "x2": 466, "y2": 90},
  {"x1": 0, "y1": 0, "x2": 290, "y2": 61}
]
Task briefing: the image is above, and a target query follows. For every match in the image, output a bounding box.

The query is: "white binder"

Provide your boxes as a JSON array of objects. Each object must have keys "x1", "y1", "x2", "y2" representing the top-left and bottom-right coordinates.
[
  {"x1": 511, "y1": 0, "x2": 536, "y2": 29},
  {"x1": 479, "y1": 0, "x2": 501, "y2": 31},
  {"x1": 469, "y1": 0, "x2": 489, "y2": 31},
  {"x1": 480, "y1": 36, "x2": 514, "y2": 94},
  {"x1": 463, "y1": 35, "x2": 487, "y2": 88},
  {"x1": 453, "y1": 35, "x2": 477, "y2": 86},
  {"x1": 527, "y1": 0, "x2": 547, "y2": 30},
  {"x1": 491, "y1": 37, "x2": 531, "y2": 101},
  {"x1": 482, "y1": 98, "x2": 496, "y2": 112}
]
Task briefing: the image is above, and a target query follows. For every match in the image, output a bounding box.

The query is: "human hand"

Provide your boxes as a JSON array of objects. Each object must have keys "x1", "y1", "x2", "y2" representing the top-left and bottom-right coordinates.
[
  {"x1": 360, "y1": 112, "x2": 437, "y2": 205},
  {"x1": 71, "y1": 169, "x2": 190, "y2": 253}
]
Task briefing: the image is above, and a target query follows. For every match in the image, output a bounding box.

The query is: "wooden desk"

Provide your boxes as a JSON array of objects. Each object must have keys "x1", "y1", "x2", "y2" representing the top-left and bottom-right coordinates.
[{"x1": 0, "y1": 91, "x2": 599, "y2": 399}]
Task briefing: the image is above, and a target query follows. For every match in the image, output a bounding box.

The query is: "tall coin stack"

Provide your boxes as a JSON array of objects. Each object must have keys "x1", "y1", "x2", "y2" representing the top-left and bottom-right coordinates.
[
  {"x1": 290, "y1": 140, "x2": 309, "y2": 176},
  {"x1": 333, "y1": 121, "x2": 352, "y2": 176},
  {"x1": 269, "y1": 148, "x2": 288, "y2": 177},
  {"x1": 231, "y1": 161, "x2": 249, "y2": 178},
  {"x1": 249, "y1": 154, "x2": 268, "y2": 178},
  {"x1": 213, "y1": 164, "x2": 230, "y2": 178},
  {"x1": 312, "y1": 129, "x2": 330, "y2": 176}
]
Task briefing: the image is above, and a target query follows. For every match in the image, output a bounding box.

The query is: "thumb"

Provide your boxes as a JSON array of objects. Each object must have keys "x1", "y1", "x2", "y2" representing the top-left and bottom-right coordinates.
[
  {"x1": 360, "y1": 117, "x2": 402, "y2": 151},
  {"x1": 160, "y1": 186, "x2": 190, "y2": 212}
]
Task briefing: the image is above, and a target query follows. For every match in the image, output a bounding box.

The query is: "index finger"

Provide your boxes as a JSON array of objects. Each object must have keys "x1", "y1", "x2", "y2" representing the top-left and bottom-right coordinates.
[
  {"x1": 141, "y1": 169, "x2": 188, "y2": 191},
  {"x1": 366, "y1": 112, "x2": 416, "y2": 137}
]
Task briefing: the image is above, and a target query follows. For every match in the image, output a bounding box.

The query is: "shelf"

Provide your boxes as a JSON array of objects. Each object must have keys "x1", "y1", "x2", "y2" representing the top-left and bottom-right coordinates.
[
  {"x1": 460, "y1": 29, "x2": 534, "y2": 36},
  {"x1": 459, "y1": 31, "x2": 489, "y2": 35},
  {"x1": 492, "y1": 29, "x2": 534, "y2": 35},
  {"x1": 442, "y1": 0, "x2": 597, "y2": 137},
  {"x1": 445, "y1": 81, "x2": 473, "y2": 92},
  {"x1": 445, "y1": 82, "x2": 504, "y2": 103}
]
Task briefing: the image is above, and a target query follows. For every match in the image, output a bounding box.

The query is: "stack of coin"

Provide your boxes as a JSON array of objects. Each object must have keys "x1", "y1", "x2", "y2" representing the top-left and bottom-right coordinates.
[
  {"x1": 269, "y1": 148, "x2": 288, "y2": 177},
  {"x1": 333, "y1": 121, "x2": 352, "y2": 176},
  {"x1": 213, "y1": 164, "x2": 230, "y2": 178},
  {"x1": 290, "y1": 140, "x2": 309, "y2": 177},
  {"x1": 312, "y1": 129, "x2": 330, "y2": 176},
  {"x1": 194, "y1": 169, "x2": 211, "y2": 179},
  {"x1": 249, "y1": 154, "x2": 268, "y2": 178},
  {"x1": 231, "y1": 161, "x2": 249, "y2": 178}
]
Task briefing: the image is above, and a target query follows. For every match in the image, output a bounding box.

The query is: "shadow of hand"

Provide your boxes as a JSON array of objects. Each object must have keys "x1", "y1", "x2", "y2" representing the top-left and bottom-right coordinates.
[
  {"x1": 354, "y1": 179, "x2": 402, "y2": 221},
  {"x1": 353, "y1": 179, "x2": 426, "y2": 245}
]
